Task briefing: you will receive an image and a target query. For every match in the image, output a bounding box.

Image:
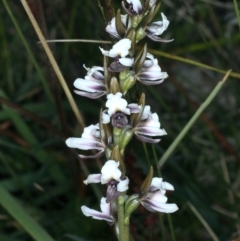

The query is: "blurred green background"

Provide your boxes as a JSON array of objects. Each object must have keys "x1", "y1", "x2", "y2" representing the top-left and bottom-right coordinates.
[{"x1": 0, "y1": 0, "x2": 240, "y2": 240}]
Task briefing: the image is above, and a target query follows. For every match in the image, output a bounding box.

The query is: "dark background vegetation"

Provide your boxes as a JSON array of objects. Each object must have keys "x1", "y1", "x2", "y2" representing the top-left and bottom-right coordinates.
[{"x1": 0, "y1": 0, "x2": 240, "y2": 240}]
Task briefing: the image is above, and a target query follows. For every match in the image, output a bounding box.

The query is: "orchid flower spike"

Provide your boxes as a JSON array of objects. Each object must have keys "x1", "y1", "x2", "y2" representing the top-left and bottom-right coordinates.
[
  {"x1": 83, "y1": 160, "x2": 129, "y2": 202},
  {"x1": 65, "y1": 123, "x2": 106, "y2": 159}
]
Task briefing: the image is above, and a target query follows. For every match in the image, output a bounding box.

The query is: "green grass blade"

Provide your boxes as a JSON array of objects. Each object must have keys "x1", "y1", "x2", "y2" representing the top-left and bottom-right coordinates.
[
  {"x1": 0, "y1": 184, "x2": 55, "y2": 241},
  {"x1": 2, "y1": 0, "x2": 55, "y2": 105},
  {"x1": 187, "y1": 202, "x2": 220, "y2": 241},
  {"x1": 0, "y1": 90, "x2": 65, "y2": 182},
  {"x1": 149, "y1": 48, "x2": 240, "y2": 80},
  {"x1": 233, "y1": 0, "x2": 240, "y2": 31},
  {"x1": 158, "y1": 70, "x2": 231, "y2": 167}
]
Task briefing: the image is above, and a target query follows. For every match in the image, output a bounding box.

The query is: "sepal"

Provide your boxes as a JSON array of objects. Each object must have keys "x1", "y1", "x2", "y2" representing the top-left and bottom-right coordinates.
[
  {"x1": 111, "y1": 145, "x2": 125, "y2": 175},
  {"x1": 140, "y1": 166, "x2": 153, "y2": 198},
  {"x1": 134, "y1": 43, "x2": 147, "y2": 74},
  {"x1": 116, "y1": 9, "x2": 126, "y2": 37},
  {"x1": 99, "y1": 108, "x2": 112, "y2": 147},
  {"x1": 110, "y1": 76, "x2": 121, "y2": 94},
  {"x1": 130, "y1": 92, "x2": 145, "y2": 127},
  {"x1": 104, "y1": 55, "x2": 111, "y2": 91},
  {"x1": 125, "y1": 28, "x2": 136, "y2": 56},
  {"x1": 119, "y1": 126, "x2": 134, "y2": 155}
]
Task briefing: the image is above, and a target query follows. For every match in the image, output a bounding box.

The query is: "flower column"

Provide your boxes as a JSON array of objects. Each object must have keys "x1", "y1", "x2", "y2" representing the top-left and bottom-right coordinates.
[{"x1": 66, "y1": 1, "x2": 178, "y2": 241}]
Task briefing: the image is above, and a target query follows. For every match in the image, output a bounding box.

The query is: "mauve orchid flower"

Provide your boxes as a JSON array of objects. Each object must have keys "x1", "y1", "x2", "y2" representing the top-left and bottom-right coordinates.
[
  {"x1": 137, "y1": 53, "x2": 168, "y2": 85},
  {"x1": 81, "y1": 197, "x2": 115, "y2": 224},
  {"x1": 65, "y1": 124, "x2": 106, "y2": 159},
  {"x1": 134, "y1": 105, "x2": 167, "y2": 143},
  {"x1": 146, "y1": 13, "x2": 173, "y2": 42},
  {"x1": 84, "y1": 160, "x2": 129, "y2": 202},
  {"x1": 74, "y1": 65, "x2": 106, "y2": 99},
  {"x1": 141, "y1": 177, "x2": 178, "y2": 213},
  {"x1": 102, "y1": 92, "x2": 139, "y2": 128},
  {"x1": 100, "y1": 39, "x2": 134, "y2": 71}
]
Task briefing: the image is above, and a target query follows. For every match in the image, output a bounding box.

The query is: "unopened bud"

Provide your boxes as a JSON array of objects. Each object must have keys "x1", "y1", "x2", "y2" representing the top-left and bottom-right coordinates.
[
  {"x1": 120, "y1": 71, "x2": 136, "y2": 94},
  {"x1": 136, "y1": 27, "x2": 146, "y2": 43},
  {"x1": 110, "y1": 77, "x2": 121, "y2": 94},
  {"x1": 119, "y1": 126, "x2": 134, "y2": 155},
  {"x1": 125, "y1": 194, "x2": 140, "y2": 217}
]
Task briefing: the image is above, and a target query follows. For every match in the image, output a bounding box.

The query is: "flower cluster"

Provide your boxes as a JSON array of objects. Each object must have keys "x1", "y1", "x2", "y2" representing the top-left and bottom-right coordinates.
[{"x1": 66, "y1": 0, "x2": 177, "y2": 239}]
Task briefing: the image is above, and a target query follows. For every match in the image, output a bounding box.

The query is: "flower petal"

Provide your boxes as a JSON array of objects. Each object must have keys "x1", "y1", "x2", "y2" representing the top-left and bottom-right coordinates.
[
  {"x1": 119, "y1": 57, "x2": 134, "y2": 66},
  {"x1": 83, "y1": 174, "x2": 102, "y2": 185},
  {"x1": 117, "y1": 177, "x2": 129, "y2": 192},
  {"x1": 146, "y1": 34, "x2": 174, "y2": 42},
  {"x1": 79, "y1": 150, "x2": 104, "y2": 159},
  {"x1": 135, "y1": 133, "x2": 161, "y2": 143},
  {"x1": 99, "y1": 47, "x2": 110, "y2": 56},
  {"x1": 101, "y1": 160, "x2": 121, "y2": 184},
  {"x1": 128, "y1": 103, "x2": 140, "y2": 113},
  {"x1": 100, "y1": 197, "x2": 111, "y2": 215},
  {"x1": 66, "y1": 137, "x2": 104, "y2": 150},
  {"x1": 81, "y1": 205, "x2": 114, "y2": 222},
  {"x1": 108, "y1": 39, "x2": 131, "y2": 58},
  {"x1": 74, "y1": 90, "x2": 106, "y2": 99},
  {"x1": 74, "y1": 78, "x2": 105, "y2": 93},
  {"x1": 135, "y1": 127, "x2": 167, "y2": 136},
  {"x1": 143, "y1": 200, "x2": 178, "y2": 213},
  {"x1": 126, "y1": 0, "x2": 142, "y2": 14}
]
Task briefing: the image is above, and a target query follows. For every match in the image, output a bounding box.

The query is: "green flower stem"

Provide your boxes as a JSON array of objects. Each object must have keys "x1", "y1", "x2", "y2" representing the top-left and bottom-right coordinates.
[
  {"x1": 158, "y1": 70, "x2": 231, "y2": 167},
  {"x1": 124, "y1": 223, "x2": 130, "y2": 241},
  {"x1": 117, "y1": 194, "x2": 127, "y2": 241},
  {"x1": 167, "y1": 214, "x2": 176, "y2": 241}
]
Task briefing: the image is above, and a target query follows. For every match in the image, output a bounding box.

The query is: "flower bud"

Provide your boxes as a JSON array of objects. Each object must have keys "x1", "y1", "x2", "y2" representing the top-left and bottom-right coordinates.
[
  {"x1": 119, "y1": 126, "x2": 134, "y2": 155},
  {"x1": 120, "y1": 71, "x2": 136, "y2": 94},
  {"x1": 110, "y1": 77, "x2": 121, "y2": 94},
  {"x1": 125, "y1": 194, "x2": 140, "y2": 217},
  {"x1": 115, "y1": 9, "x2": 126, "y2": 38},
  {"x1": 136, "y1": 27, "x2": 146, "y2": 42}
]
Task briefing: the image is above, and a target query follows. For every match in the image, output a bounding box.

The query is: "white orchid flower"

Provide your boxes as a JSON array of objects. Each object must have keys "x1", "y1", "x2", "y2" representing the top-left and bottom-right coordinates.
[
  {"x1": 141, "y1": 177, "x2": 178, "y2": 213},
  {"x1": 137, "y1": 53, "x2": 168, "y2": 85},
  {"x1": 65, "y1": 124, "x2": 105, "y2": 159},
  {"x1": 106, "y1": 15, "x2": 127, "y2": 39},
  {"x1": 146, "y1": 13, "x2": 173, "y2": 42},
  {"x1": 74, "y1": 65, "x2": 106, "y2": 99},
  {"x1": 102, "y1": 92, "x2": 139, "y2": 128},
  {"x1": 134, "y1": 105, "x2": 167, "y2": 143},
  {"x1": 100, "y1": 39, "x2": 134, "y2": 71},
  {"x1": 81, "y1": 197, "x2": 114, "y2": 224},
  {"x1": 84, "y1": 160, "x2": 129, "y2": 192}
]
